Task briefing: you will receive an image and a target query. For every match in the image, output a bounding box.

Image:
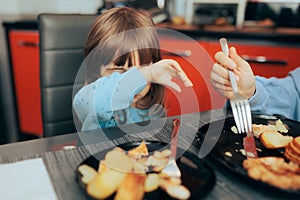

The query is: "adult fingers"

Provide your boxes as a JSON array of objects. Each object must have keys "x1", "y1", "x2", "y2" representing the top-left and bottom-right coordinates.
[
  {"x1": 210, "y1": 70, "x2": 231, "y2": 87},
  {"x1": 229, "y1": 47, "x2": 250, "y2": 74},
  {"x1": 211, "y1": 80, "x2": 233, "y2": 92},
  {"x1": 211, "y1": 82, "x2": 234, "y2": 99},
  {"x1": 212, "y1": 63, "x2": 230, "y2": 81},
  {"x1": 214, "y1": 51, "x2": 237, "y2": 70}
]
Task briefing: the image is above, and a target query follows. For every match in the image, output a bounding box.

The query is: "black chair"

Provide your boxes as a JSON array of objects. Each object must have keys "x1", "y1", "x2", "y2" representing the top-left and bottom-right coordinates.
[{"x1": 38, "y1": 14, "x2": 98, "y2": 137}]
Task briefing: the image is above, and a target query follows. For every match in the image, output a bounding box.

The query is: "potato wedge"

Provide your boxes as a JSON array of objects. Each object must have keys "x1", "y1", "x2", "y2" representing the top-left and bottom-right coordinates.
[
  {"x1": 87, "y1": 168, "x2": 126, "y2": 199},
  {"x1": 114, "y1": 173, "x2": 146, "y2": 200},
  {"x1": 78, "y1": 164, "x2": 98, "y2": 184}
]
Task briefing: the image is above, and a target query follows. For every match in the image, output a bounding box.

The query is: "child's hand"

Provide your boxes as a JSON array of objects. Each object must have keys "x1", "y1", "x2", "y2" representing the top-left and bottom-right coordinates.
[{"x1": 140, "y1": 59, "x2": 193, "y2": 92}]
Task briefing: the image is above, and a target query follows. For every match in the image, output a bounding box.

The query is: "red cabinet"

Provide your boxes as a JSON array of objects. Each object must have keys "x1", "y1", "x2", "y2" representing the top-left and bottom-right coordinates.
[
  {"x1": 160, "y1": 37, "x2": 226, "y2": 117},
  {"x1": 207, "y1": 41, "x2": 300, "y2": 78},
  {"x1": 160, "y1": 36, "x2": 300, "y2": 117},
  {"x1": 9, "y1": 30, "x2": 43, "y2": 137}
]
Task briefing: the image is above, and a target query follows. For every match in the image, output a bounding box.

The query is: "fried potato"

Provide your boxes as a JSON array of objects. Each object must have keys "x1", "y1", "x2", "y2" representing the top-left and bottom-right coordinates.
[
  {"x1": 165, "y1": 184, "x2": 191, "y2": 200},
  {"x1": 128, "y1": 141, "x2": 149, "y2": 156},
  {"x1": 87, "y1": 167, "x2": 126, "y2": 199},
  {"x1": 98, "y1": 160, "x2": 108, "y2": 173},
  {"x1": 243, "y1": 157, "x2": 300, "y2": 190},
  {"x1": 260, "y1": 131, "x2": 293, "y2": 149},
  {"x1": 161, "y1": 149, "x2": 171, "y2": 157},
  {"x1": 284, "y1": 138, "x2": 300, "y2": 165},
  {"x1": 114, "y1": 173, "x2": 146, "y2": 200},
  {"x1": 252, "y1": 124, "x2": 264, "y2": 138},
  {"x1": 145, "y1": 155, "x2": 168, "y2": 172},
  {"x1": 159, "y1": 176, "x2": 182, "y2": 187},
  {"x1": 83, "y1": 141, "x2": 192, "y2": 199},
  {"x1": 144, "y1": 173, "x2": 160, "y2": 192},
  {"x1": 275, "y1": 119, "x2": 288, "y2": 133},
  {"x1": 105, "y1": 147, "x2": 133, "y2": 172},
  {"x1": 78, "y1": 164, "x2": 98, "y2": 184}
]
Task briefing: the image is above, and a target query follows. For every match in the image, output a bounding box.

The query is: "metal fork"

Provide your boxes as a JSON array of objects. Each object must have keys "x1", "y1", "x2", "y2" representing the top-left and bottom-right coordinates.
[
  {"x1": 161, "y1": 118, "x2": 181, "y2": 178},
  {"x1": 219, "y1": 38, "x2": 258, "y2": 158}
]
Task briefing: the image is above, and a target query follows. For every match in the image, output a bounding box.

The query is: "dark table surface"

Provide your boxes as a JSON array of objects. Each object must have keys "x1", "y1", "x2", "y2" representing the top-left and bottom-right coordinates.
[{"x1": 0, "y1": 109, "x2": 298, "y2": 200}]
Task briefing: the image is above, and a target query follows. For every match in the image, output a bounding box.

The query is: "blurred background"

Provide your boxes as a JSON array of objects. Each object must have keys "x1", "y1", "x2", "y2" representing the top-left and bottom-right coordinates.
[{"x1": 1, "y1": 0, "x2": 300, "y2": 144}]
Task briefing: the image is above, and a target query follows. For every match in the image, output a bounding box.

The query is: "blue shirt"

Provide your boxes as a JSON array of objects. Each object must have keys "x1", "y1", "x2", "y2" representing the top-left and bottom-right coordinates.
[
  {"x1": 73, "y1": 67, "x2": 158, "y2": 131},
  {"x1": 249, "y1": 67, "x2": 300, "y2": 121}
]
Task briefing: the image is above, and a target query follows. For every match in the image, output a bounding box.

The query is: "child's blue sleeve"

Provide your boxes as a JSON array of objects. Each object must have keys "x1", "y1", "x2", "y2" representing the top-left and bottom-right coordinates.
[
  {"x1": 73, "y1": 67, "x2": 147, "y2": 129},
  {"x1": 94, "y1": 67, "x2": 147, "y2": 120}
]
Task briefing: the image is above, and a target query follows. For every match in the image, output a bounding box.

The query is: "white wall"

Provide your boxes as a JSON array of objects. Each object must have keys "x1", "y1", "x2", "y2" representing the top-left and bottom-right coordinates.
[
  {"x1": 0, "y1": 0, "x2": 102, "y2": 15},
  {"x1": 267, "y1": 3, "x2": 299, "y2": 15}
]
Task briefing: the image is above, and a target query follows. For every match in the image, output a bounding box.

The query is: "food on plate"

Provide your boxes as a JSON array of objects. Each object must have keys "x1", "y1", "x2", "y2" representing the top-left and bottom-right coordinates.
[
  {"x1": 87, "y1": 166, "x2": 127, "y2": 199},
  {"x1": 260, "y1": 131, "x2": 293, "y2": 149},
  {"x1": 229, "y1": 118, "x2": 300, "y2": 191},
  {"x1": 128, "y1": 141, "x2": 149, "y2": 157},
  {"x1": 163, "y1": 183, "x2": 191, "y2": 200},
  {"x1": 159, "y1": 176, "x2": 190, "y2": 199},
  {"x1": 104, "y1": 147, "x2": 139, "y2": 172},
  {"x1": 243, "y1": 157, "x2": 300, "y2": 190},
  {"x1": 114, "y1": 173, "x2": 146, "y2": 200},
  {"x1": 239, "y1": 149, "x2": 246, "y2": 156},
  {"x1": 79, "y1": 142, "x2": 191, "y2": 200},
  {"x1": 275, "y1": 119, "x2": 289, "y2": 133},
  {"x1": 230, "y1": 119, "x2": 292, "y2": 149},
  {"x1": 231, "y1": 126, "x2": 238, "y2": 134},
  {"x1": 231, "y1": 119, "x2": 288, "y2": 137},
  {"x1": 78, "y1": 164, "x2": 98, "y2": 184},
  {"x1": 144, "y1": 173, "x2": 160, "y2": 192},
  {"x1": 284, "y1": 136, "x2": 300, "y2": 164},
  {"x1": 252, "y1": 119, "x2": 288, "y2": 138},
  {"x1": 252, "y1": 124, "x2": 265, "y2": 138},
  {"x1": 290, "y1": 136, "x2": 300, "y2": 154},
  {"x1": 224, "y1": 151, "x2": 232, "y2": 157},
  {"x1": 144, "y1": 149, "x2": 169, "y2": 172}
]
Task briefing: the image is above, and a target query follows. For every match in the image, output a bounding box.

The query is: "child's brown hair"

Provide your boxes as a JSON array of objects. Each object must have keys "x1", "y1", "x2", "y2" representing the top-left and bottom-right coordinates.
[{"x1": 84, "y1": 7, "x2": 165, "y2": 111}]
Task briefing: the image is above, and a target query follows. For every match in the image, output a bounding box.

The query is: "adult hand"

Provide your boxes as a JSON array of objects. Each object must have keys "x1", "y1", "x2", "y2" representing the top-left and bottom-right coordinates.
[
  {"x1": 140, "y1": 59, "x2": 193, "y2": 92},
  {"x1": 210, "y1": 47, "x2": 256, "y2": 99}
]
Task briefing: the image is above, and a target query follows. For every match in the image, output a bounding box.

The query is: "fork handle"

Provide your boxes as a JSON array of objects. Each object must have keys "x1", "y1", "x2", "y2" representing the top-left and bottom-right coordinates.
[
  {"x1": 228, "y1": 70, "x2": 239, "y2": 94},
  {"x1": 220, "y1": 38, "x2": 229, "y2": 56},
  {"x1": 170, "y1": 119, "x2": 180, "y2": 160},
  {"x1": 219, "y1": 38, "x2": 239, "y2": 94}
]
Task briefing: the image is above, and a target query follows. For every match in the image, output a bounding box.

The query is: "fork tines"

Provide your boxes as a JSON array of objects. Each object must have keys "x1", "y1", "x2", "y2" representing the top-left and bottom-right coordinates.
[{"x1": 231, "y1": 99, "x2": 252, "y2": 134}]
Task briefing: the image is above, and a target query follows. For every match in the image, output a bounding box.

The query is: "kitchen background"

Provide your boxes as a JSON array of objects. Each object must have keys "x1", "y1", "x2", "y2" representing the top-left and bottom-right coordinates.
[
  {"x1": 0, "y1": 0, "x2": 300, "y2": 144},
  {"x1": 0, "y1": 0, "x2": 102, "y2": 144}
]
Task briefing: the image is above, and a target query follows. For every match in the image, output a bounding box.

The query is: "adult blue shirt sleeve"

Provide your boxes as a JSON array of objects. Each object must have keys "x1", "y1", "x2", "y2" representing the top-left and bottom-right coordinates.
[{"x1": 249, "y1": 67, "x2": 300, "y2": 121}]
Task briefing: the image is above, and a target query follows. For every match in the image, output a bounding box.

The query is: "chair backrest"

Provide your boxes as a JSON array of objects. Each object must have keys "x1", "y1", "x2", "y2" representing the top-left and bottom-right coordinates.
[{"x1": 38, "y1": 13, "x2": 98, "y2": 137}]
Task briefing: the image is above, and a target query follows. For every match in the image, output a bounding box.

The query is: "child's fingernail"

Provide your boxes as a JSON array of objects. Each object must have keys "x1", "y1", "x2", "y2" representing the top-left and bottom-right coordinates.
[
  {"x1": 235, "y1": 75, "x2": 239, "y2": 81},
  {"x1": 186, "y1": 81, "x2": 193, "y2": 87}
]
